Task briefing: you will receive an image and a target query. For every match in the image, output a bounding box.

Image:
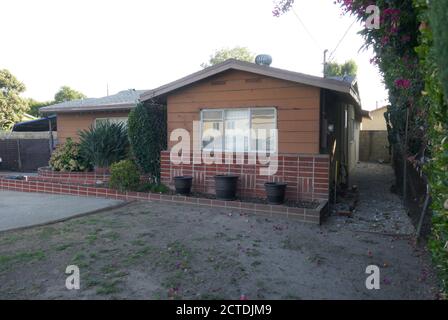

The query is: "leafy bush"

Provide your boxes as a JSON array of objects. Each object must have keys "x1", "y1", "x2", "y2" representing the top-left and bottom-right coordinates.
[
  {"x1": 49, "y1": 138, "x2": 90, "y2": 172},
  {"x1": 109, "y1": 159, "x2": 140, "y2": 192},
  {"x1": 128, "y1": 102, "x2": 167, "y2": 182},
  {"x1": 78, "y1": 121, "x2": 129, "y2": 168},
  {"x1": 136, "y1": 182, "x2": 170, "y2": 194},
  {"x1": 423, "y1": 0, "x2": 448, "y2": 294}
]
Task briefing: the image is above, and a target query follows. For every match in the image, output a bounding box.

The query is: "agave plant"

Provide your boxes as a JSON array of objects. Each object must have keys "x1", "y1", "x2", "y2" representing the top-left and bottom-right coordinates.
[{"x1": 78, "y1": 121, "x2": 129, "y2": 168}]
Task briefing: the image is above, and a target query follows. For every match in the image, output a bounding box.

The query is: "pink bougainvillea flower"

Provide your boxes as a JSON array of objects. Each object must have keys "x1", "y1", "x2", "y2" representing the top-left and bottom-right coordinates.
[{"x1": 394, "y1": 79, "x2": 412, "y2": 89}]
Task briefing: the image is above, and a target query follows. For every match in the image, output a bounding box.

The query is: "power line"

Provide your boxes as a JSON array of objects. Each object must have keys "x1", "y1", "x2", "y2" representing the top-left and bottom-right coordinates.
[
  {"x1": 291, "y1": 8, "x2": 322, "y2": 52},
  {"x1": 327, "y1": 19, "x2": 357, "y2": 63}
]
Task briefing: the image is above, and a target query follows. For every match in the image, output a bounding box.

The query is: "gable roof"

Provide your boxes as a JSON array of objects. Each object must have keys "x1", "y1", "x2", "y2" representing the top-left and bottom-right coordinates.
[
  {"x1": 40, "y1": 89, "x2": 147, "y2": 114},
  {"x1": 140, "y1": 59, "x2": 361, "y2": 107}
]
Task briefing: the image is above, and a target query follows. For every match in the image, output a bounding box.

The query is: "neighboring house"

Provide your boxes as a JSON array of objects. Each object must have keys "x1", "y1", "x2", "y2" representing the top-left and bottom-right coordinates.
[
  {"x1": 39, "y1": 89, "x2": 146, "y2": 143},
  {"x1": 361, "y1": 106, "x2": 387, "y2": 131},
  {"x1": 359, "y1": 106, "x2": 391, "y2": 162},
  {"x1": 140, "y1": 59, "x2": 369, "y2": 201},
  {"x1": 13, "y1": 115, "x2": 57, "y2": 132}
]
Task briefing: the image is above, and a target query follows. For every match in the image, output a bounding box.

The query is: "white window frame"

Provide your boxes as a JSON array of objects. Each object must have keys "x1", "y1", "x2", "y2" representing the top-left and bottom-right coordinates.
[{"x1": 200, "y1": 107, "x2": 277, "y2": 153}]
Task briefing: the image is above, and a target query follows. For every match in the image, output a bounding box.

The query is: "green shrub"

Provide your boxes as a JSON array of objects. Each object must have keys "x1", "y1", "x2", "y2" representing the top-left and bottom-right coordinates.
[
  {"x1": 109, "y1": 160, "x2": 140, "y2": 192},
  {"x1": 128, "y1": 102, "x2": 167, "y2": 182},
  {"x1": 134, "y1": 182, "x2": 169, "y2": 194},
  {"x1": 78, "y1": 121, "x2": 129, "y2": 168},
  {"x1": 49, "y1": 138, "x2": 90, "y2": 172}
]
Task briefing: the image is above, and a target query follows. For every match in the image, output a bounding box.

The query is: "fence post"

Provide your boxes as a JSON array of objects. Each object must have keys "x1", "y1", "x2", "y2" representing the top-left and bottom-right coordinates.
[{"x1": 16, "y1": 139, "x2": 22, "y2": 171}]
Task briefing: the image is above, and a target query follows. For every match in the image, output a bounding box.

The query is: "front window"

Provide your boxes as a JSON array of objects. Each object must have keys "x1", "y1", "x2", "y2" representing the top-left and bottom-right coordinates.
[
  {"x1": 95, "y1": 117, "x2": 128, "y2": 127},
  {"x1": 201, "y1": 108, "x2": 277, "y2": 152}
]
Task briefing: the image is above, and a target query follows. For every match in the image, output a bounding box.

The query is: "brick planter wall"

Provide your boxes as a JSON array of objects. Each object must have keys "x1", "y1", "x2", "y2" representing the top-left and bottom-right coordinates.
[
  {"x1": 160, "y1": 151, "x2": 330, "y2": 202},
  {"x1": 37, "y1": 167, "x2": 110, "y2": 185},
  {"x1": 0, "y1": 177, "x2": 327, "y2": 224}
]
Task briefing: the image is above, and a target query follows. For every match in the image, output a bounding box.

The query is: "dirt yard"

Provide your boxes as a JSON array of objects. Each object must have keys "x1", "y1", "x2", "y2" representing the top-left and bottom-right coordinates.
[{"x1": 0, "y1": 197, "x2": 439, "y2": 299}]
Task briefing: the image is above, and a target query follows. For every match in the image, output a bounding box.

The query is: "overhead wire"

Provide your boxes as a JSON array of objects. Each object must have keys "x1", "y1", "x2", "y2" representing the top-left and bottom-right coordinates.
[
  {"x1": 291, "y1": 8, "x2": 322, "y2": 52},
  {"x1": 327, "y1": 19, "x2": 357, "y2": 63}
]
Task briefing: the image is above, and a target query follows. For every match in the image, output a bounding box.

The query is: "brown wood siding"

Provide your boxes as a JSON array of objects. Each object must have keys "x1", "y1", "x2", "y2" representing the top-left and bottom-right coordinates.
[
  {"x1": 57, "y1": 111, "x2": 129, "y2": 143},
  {"x1": 167, "y1": 70, "x2": 321, "y2": 154}
]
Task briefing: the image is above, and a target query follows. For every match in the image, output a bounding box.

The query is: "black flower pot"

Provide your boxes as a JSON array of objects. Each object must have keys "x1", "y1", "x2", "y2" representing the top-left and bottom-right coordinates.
[
  {"x1": 264, "y1": 182, "x2": 287, "y2": 205},
  {"x1": 173, "y1": 176, "x2": 193, "y2": 195},
  {"x1": 214, "y1": 175, "x2": 239, "y2": 200}
]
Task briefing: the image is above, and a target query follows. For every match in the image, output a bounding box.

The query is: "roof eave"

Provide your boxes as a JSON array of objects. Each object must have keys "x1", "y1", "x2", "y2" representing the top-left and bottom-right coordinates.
[{"x1": 40, "y1": 103, "x2": 137, "y2": 114}]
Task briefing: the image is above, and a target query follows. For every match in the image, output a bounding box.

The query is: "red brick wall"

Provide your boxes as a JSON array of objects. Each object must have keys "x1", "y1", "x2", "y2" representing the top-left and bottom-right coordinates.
[{"x1": 160, "y1": 151, "x2": 329, "y2": 202}]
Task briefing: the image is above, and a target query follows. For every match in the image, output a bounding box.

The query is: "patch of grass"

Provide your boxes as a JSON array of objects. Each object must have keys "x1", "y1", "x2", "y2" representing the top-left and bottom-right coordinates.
[
  {"x1": 0, "y1": 234, "x2": 23, "y2": 246},
  {"x1": 38, "y1": 226, "x2": 58, "y2": 239},
  {"x1": 86, "y1": 234, "x2": 98, "y2": 245},
  {"x1": 0, "y1": 250, "x2": 45, "y2": 272},
  {"x1": 281, "y1": 238, "x2": 303, "y2": 251},
  {"x1": 85, "y1": 278, "x2": 100, "y2": 288},
  {"x1": 124, "y1": 246, "x2": 153, "y2": 265},
  {"x1": 114, "y1": 271, "x2": 129, "y2": 278},
  {"x1": 98, "y1": 248, "x2": 120, "y2": 255},
  {"x1": 101, "y1": 264, "x2": 118, "y2": 274},
  {"x1": 131, "y1": 239, "x2": 146, "y2": 246},
  {"x1": 85, "y1": 217, "x2": 101, "y2": 225},
  {"x1": 101, "y1": 219, "x2": 127, "y2": 229},
  {"x1": 54, "y1": 243, "x2": 73, "y2": 251},
  {"x1": 96, "y1": 279, "x2": 122, "y2": 295},
  {"x1": 61, "y1": 224, "x2": 75, "y2": 233},
  {"x1": 104, "y1": 232, "x2": 120, "y2": 241},
  {"x1": 162, "y1": 270, "x2": 186, "y2": 291},
  {"x1": 71, "y1": 252, "x2": 89, "y2": 268},
  {"x1": 155, "y1": 241, "x2": 192, "y2": 271}
]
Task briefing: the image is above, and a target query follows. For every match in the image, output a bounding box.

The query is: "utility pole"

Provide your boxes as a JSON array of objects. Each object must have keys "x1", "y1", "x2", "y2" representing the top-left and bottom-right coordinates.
[
  {"x1": 106, "y1": 83, "x2": 109, "y2": 96},
  {"x1": 323, "y1": 49, "x2": 328, "y2": 77}
]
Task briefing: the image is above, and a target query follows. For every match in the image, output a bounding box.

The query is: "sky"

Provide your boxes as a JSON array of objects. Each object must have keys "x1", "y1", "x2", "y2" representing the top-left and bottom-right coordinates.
[{"x1": 0, "y1": 0, "x2": 389, "y2": 110}]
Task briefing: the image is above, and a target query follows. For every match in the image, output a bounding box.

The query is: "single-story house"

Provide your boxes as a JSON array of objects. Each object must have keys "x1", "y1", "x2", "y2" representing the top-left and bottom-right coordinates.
[
  {"x1": 39, "y1": 89, "x2": 146, "y2": 143},
  {"x1": 360, "y1": 106, "x2": 391, "y2": 162},
  {"x1": 140, "y1": 58, "x2": 369, "y2": 202},
  {"x1": 361, "y1": 106, "x2": 386, "y2": 131}
]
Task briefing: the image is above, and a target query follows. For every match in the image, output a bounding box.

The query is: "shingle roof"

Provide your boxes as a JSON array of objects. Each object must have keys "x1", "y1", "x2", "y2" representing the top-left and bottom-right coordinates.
[
  {"x1": 40, "y1": 89, "x2": 147, "y2": 113},
  {"x1": 140, "y1": 59, "x2": 361, "y2": 107}
]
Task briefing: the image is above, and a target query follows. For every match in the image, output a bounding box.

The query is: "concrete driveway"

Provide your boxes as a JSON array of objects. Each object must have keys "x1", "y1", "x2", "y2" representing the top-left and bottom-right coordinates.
[{"x1": 0, "y1": 190, "x2": 124, "y2": 232}]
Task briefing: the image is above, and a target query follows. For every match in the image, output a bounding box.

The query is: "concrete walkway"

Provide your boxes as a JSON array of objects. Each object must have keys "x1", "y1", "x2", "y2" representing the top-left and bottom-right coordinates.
[
  {"x1": 328, "y1": 162, "x2": 415, "y2": 235},
  {"x1": 0, "y1": 190, "x2": 123, "y2": 232}
]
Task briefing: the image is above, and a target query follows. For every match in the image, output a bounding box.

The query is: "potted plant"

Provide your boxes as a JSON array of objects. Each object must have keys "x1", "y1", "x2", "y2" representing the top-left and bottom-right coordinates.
[
  {"x1": 214, "y1": 175, "x2": 239, "y2": 200},
  {"x1": 173, "y1": 176, "x2": 193, "y2": 195},
  {"x1": 264, "y1": 182, "x2": 287, "y2": 205}
]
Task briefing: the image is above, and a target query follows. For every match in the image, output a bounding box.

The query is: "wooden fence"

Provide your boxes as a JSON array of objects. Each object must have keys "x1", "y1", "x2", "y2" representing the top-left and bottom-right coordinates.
[{"x1": 0, "y1": 132, "x2": 57, "y2": 172}]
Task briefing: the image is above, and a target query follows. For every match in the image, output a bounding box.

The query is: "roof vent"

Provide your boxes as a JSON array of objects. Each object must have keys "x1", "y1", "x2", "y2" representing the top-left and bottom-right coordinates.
[{"x1": 255, "y1": 54, "x2": 272, "y2": 66}]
